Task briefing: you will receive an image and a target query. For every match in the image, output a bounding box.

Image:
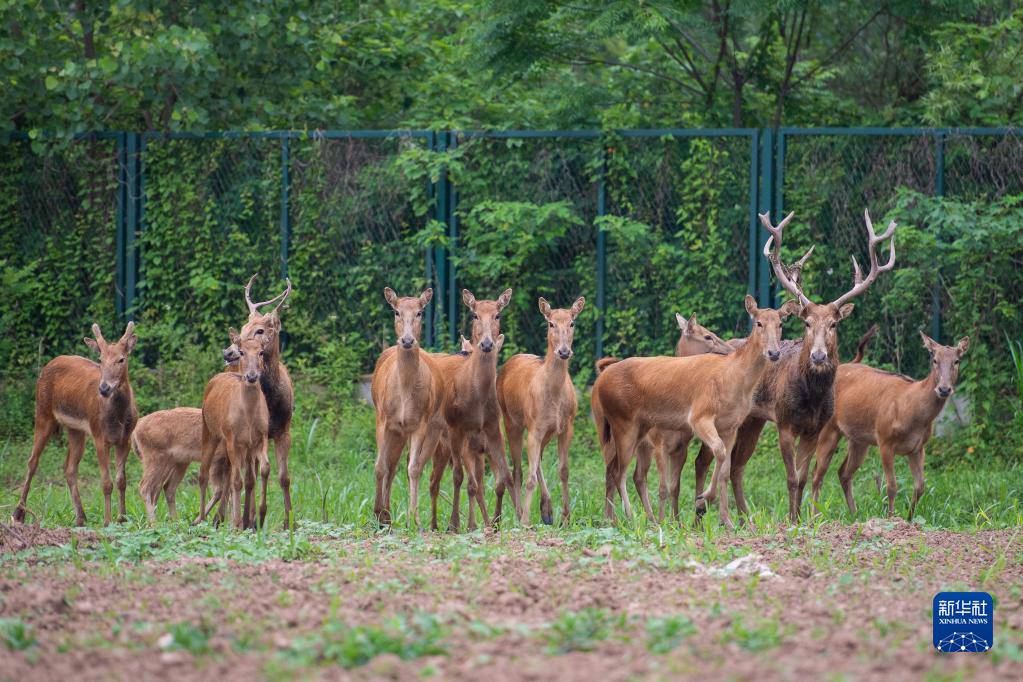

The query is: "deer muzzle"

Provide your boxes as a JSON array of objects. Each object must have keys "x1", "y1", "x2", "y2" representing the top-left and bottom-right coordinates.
[
  {"x1": 400, "y1": 335, "x2": 415, "y2": 349},
  {"x1": 244, "y1": 371, "x2": 260, "y2": 384},
  {"x1": 479, "y1": 338, "x2": 494, "y2": 353},
  {"x1": 811, "y1": 350, "x2": 828, "y2": 365},
  {"x1": 557, "y1": 347, "x2": 572, "y2": 360},
  {"x1": 936, "y1": 386, "x2": 952, "y2": 398},
  {"x1": 767, "y1": 350, "x2": 780, "y2": 362},
  {"x1": 98, "y1": 381, "x2": 113, "y2": 397},
  {"x1": 223, "y1": 345, "x2": 240, "y2": 364}
]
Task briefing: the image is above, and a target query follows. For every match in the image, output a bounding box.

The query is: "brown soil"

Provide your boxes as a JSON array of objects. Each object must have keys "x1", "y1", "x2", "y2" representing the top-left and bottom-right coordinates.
[{"x1": 1, "y1": 519, "x2": 1020, "y2": 681}]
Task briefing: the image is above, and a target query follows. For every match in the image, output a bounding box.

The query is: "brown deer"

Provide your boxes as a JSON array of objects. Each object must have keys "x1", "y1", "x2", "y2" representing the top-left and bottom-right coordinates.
[
  {"x1": 13, "y1": 322, "x2": 138, "y2": 526},
  {"x1": 593, "y1": 295, "x2": 796, "y2": 529},
  {"x1": 706, "y1": 209, "x2": 896, "y2": 523},
  {"x1": 807, "y1": 331, "x2": 969, "y2": 519},
  {"x1": 134, "y1": 407, "x2": 203, "y2": 522},
  {"x1": 223, "y1": 274, "x2": 294, "y2": 528},
  {"x1": 497, "y1": 296, "x2": 585, "y2": 525},
  {"x1": 197, "y1": 332, "x2": 270, "y2": 529},
  {"x1": 598, "y1": 313, "x2": 735, "y2": 522},
  {"x1": 414, "y1": 289, "x2": 520, "y2": 531},
  {"x1": 370, "y1": 287, "x2": 440, "y2": 526}
]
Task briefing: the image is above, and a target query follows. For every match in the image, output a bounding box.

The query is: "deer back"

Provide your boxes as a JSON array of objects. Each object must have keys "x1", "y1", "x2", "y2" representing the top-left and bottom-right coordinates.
[{"x1": 134, "y1": 407, "x2": 203, "y2": 465}]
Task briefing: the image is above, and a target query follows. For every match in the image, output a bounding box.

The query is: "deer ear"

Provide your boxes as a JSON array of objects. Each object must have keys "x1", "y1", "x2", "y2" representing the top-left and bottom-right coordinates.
[
  {"x1": 497, "y1": 288, "x2": 513, "y2": 310},
  {"x1": 570, "y1": 296, "x2": 585, "y2": 317},
  {"x1": 919, "y1": 330, "x2": 937, "y2": 352},
  {"x1": 460, "y1": 335, "x2": 472, "y2": 353},
  {"x1": 262, "y1": 325, "x2": 277, "y2": 347},
  {"x1": 91, "y1": 323, "x2": 106, "y2": 346},
  {"x1": 675, "y1": 313, "x2": 689, "y2": 334},
  {"x1": 744, "y1": 294, "x2": 757, "y2": 316},
  {"x1": 495, "y1": 333, "x2": 506, "y2": 352},
  {"x1": 229, "y1": 327, "x2": 241, "y2": 346},
  {"x1": 462, "y1": 289, "x2": 477, "y2": 311},
  {"x1": 538, "y1": 297, "x2": 552, "y2": 318},
  {"x1": 383, "y1": 287, "x2": 398, "y2": 307},
  {"x1": 838, "y1": 303, "x2": 855, "y2": 320},
  {"x1": 119, "y1": 321, "x2": 137, "y2": 354},
  {"x1": 418, "y1": 288, "x2": 433, "y2": 307},
  {"x1": 779, "y1": 300, "x2": 802, "y2": 319},
  {"x1": 956, "y1": 336, "x2": 970, "y2": 355},
  {"x1": 84, "y1": 337, "x2": 100, "y2": 354}
]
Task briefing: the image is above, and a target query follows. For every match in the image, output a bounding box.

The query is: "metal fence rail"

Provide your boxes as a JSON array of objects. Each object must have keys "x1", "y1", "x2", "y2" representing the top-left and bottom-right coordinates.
[{"x1": 2, "y1": 126, "x2": 1021, "y2": 380}]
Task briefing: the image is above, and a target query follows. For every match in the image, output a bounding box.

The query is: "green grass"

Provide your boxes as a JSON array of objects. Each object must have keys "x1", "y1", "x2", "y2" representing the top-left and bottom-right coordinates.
[{"x1": 1, "y1": 383, "x2": 1022, "y2": 535}]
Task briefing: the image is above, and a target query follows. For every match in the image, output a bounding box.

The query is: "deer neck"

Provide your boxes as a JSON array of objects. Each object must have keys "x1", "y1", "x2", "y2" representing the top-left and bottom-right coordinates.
[
  {"x1": 728, "y1": 331, "x2": 768, "y2": 394},
  {"x1": 395, "y1": 343, "x2": 422, "y2": 389},
  {"x1": 912, "y1": 368, "x2": 948, "y2": 420},
  {"x1": 466, "y1": 346, "x2": 498, "y2": 396},
  {"x1": 100, "y1": 377, "x2": 132, "y2": 420},
  {"x1": 541, "y1": 339, "x2": 570, "y2": 385},
  {"x1": 797, "y1": 340, "x2": 837, "y2": 394}
]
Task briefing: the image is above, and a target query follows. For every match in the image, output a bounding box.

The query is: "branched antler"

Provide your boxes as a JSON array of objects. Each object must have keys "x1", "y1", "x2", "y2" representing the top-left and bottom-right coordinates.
[
  {"x1": 759, "y1": 211, "x2": 812, "y2": 307},
  {"x1": 830, "y1": 209, "x2": 896, "y2": 308},
  {"x1": 244, "y1": 273, "x2": 293, "y2": 316}
]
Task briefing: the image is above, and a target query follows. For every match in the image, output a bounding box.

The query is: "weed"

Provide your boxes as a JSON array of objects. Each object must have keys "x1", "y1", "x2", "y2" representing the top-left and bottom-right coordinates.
[
  {"x1": 281, "y1": 612, "x2": 447, "y2": 669},
  {"x1": 645, "y1": 615, "x2": 696, "y2": 654},
  {"x1": 161, "y1": 620, "x2": 215, "y2": 655},
  {"x1": 545, "y1": 608, "x2": 625, "y2": 654},
  {"x1": 0, "y1": 618, "x2": 36, "y2": 651},
  {"x1": 722, "y1": 616, "x2": 782, "y2": 652}
]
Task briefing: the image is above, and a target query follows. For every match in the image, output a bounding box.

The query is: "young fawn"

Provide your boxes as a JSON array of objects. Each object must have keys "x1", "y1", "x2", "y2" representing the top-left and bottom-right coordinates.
[
  {"x1": 807, "y1": 331, "x2": 969, "y2": 519},
  {"x1": 497, "y1": 296, "x2": 585, "y2": 525},
  {"x1": 370, "y1": 287, "x2": 440, "y2": 525},
  {"x1": 593, "y1": 295, "x2": 795, "y2": 530},
  {"x1": 13, "y1": 322, "x2": 138, "y2": 526},
  {"x1": 198, "y1": 332, "x2": 270, "y2": 529},
  {"x1": 598, "y1": 313, "x2": 734, "y2": 522},
  {"x1": 710, "y1": 209, "x2": 896, "y2": 523},
  {"x1": 222, "y1": 274, "x2": 294, "y2": 528},
  {"x1": 134, "y1": 407, "x2": 202, "y2": 522}
]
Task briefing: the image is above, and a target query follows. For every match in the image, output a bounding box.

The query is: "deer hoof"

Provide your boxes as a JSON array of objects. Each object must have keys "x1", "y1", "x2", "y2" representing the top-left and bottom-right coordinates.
[
  {"x1": 694, "y1": 496, "x2": 707, "y2": 515},
  {"x1": 541, "y1": 511, "x2": 553, "y2": 525},
  {"x1": 11, "y1": 506, "x2": 26, "y2": 523}
]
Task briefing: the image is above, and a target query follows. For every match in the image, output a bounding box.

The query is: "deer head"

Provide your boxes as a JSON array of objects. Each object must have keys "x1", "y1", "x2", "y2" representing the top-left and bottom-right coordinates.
[
  {"x1": 539, "y1": 296, "x2": 584, "y2": 360},
  {"x1": 675, "y1": 312, "x2": 733, "y2": 356},
  {"x1": 384, "y1": 287, "x2": 432, "y2": 350},
  {"x1": 84, "y1": 322, "x2": 137, "y2": 398},
  {"x1": 744, "y1": 295, "x2": 795, "y2": 363},
  {"x1": 223, "y1": 273, "x2": 292, "y2": 364},
  {"x1": 760, "y1": 209, "x2": 896, "y2": 371},
  {"x1": 920, "y1": 332, "x2": 969, "y2": 399},
  {"x1": 229, "y1": 326, "x2": 273, "y2": 385},
  {"x1": 462, "y1": 288, "x2": 512, "y2": 354}
]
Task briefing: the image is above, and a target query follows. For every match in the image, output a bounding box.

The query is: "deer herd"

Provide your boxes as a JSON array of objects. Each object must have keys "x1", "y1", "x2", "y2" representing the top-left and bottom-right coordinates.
[{"x1": 10, "y1": 208, "x2": 970, "y2": 533}]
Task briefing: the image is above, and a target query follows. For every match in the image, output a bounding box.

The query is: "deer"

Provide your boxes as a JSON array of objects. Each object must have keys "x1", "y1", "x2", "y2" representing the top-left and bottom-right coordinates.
[
  {"x1": 411, "y1": 289, "x2": 521, "y2": 532},
  {"x1": 222, "y1": 274, "x2": 295, "y2": 528},
  {"x1": 704, "y1": 209, "x2": 896, "y2": 524},
  {"x1": 592, "y1": 294, "x2": 796, "y2": 530},
  {"x1": 370, "y1": 287, "x2": 441, "y2": 526},
  {"x1": 497, "y1": 296, "x2": 585, "y2": 526},
  {"x1": 597, "y1": 313, "x2": 735, "y2": 522},
  {"x1": 806, "y1": 331, "x2": 969, "y2": 520},
  {"x1": 133, "y1": 407, "x2": 203, "y2": 522},
  {"x1": 197, "y1": 332, "x2": 270, "y2": 529},
  {"x1": 13, "y1": 322, "x2": 138, "y2": 527}
]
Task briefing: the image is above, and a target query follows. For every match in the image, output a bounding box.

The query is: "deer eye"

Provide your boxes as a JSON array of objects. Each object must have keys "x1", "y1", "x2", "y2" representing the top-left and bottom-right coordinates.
[
  {"x1": 259, "y1": 351, "x2": 265, "y2": 358},
  {"x1": 495, "y1": 314, "x2": 500, "y2": 320},
  {"x1": 256, "y1": 328, "x2": 264, "y2": 334},
  {"x1": 394, "y1": 311, "x2": 400, "y2": 317},
  {"x1": 953, "y1": 360, "x2": 959, "y2": 366},
  {"x1": 470, "y1": 313, "x2": 478, "y2": 321},
  {"x1": 549, "y1": 322, "x2": 554, "y2": 328},
  {"x1": 830, "y1": 323, "x2": 837, "y2": 330},
  {"x1": 118, "y1": 357, "x2": 125, "y2": 364},
  {"x1": 756, "y1": 321, "x2": 763, "y2": 328},
  {"x1": 704, "y1": 335, "x2": 711, "y2": 340},
  {"x1": 570, "y1": 321, "x2": 574, "y2": 327},
  {"x1": 416, "y1": 311, "x2": 422, "y2": 318}
]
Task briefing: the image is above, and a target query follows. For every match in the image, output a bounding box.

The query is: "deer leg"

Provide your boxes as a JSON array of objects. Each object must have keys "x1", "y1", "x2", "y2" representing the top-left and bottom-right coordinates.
[
  {"x1": 666, "y1": 434, "x2": 692, "y2": 523},
  {"x1": 114, "y1": 442, "x2": 130, "y2": 523},
  {"x1": 196, "y1": 426, "x2": 215, "y2": 525},
  {"x1": 448, "y1": 451, "x2": 464, "y2": 532},
  {"x1": 810, "y1": 424, "x2": 842, "y2": 513},
  {"x1": 485, "y1": 422, "x2": 516, "y2": 526},
  {"x1": 257, "y1": 439, "x2": 269, "y2": 528},
  {"x1": 92, "y1": 436, "x2": 114, "y2": 527},
  {"x1": 907, "y1": 447, "x2": 926, "y2": 521},
  {"x1": 520, "y1": 430, "x2": 545, "y2": 526},
  {"x1": 793, "y1": 433, "x2": 820, "y2": 519},
  {"x1": 724, "y1": 417, "x2": 766, "y2": 520},
  {"x1": 408, "y1": 425, "x2": 439, "y2": 530},
  {"x1": 694, "y1": 443, "x2": 713, "y2": 503},
  {"x1": 632, "y1": 436, "x2": 656, "y2": 522},
  {"x1": 604, "y1": 453, "x2": 619, "y2": 522},
  {"x1": 244, "y1": 450, "x2": 258, "y2": 530},
  {"x1": 273, "y1": 431, "x2": 293, "y2": 530},
  {"x1": 138, "y1": 457, "x2": 161, "y2": 524},
  {"x1": 15, "y1": 419, "x2": 54, "y2": 523},
  {"x1": 775, "y1": 425, "x2": 801, "y2": 523},
  {"x1": 165, "y1": 463, "x2": 188, "y2": 522},
  {"x1": 693, "y1": 419, "x2": 736, "y2": 531},
  {"x1": 449, "y1": 430, "x2": 473, "y2": 531},
  {"x1": 503, "y1": 421, "x2": 525, "y2": 522},
  {"x1": 838, "y1": 440, "x2": 870, "y2": 517},
  {"x1": 612, "y1": 421, "x2": 642, "y2": 522},
  {"x1": 428, "y1": 438, "x2": 449, "y2": 531},
  {"x1": 64, "y1": 430, "x2": 88, "y2": 526},
  {"x1": 555, "y1": 424, "x2": 571, "y2": 525},
  {"x1": 225, "y1": 435, "x2": 244, "y2": 529},
  {"x1": 373, "y1": 423, "x2": 405, "y2": 526},
  {"x1": 880, "y1": 444, "x2": 898, "y2": 517}
]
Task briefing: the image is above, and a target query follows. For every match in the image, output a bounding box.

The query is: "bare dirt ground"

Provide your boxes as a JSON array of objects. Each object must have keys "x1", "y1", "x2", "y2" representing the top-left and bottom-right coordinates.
[{"x1": 1, "y1": 519, "x2": 1020, "y2": 681}]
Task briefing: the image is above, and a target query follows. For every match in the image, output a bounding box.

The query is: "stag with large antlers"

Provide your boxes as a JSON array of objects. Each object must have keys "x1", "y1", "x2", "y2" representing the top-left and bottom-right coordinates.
[
  {"x1": 698, "y1": 209, "x2": 896, "y2": 523},
  {"x1": 223, "y1": 273, "x2": 295, "y2": 528},
  {"x1": 13, "y1": 323, "x2": 139, "y2": 526}
]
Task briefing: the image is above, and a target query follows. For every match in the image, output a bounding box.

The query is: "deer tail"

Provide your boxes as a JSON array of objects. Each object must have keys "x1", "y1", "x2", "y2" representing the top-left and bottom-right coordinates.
[
  {"x1": 595, "y1": 357, "x2": 621, "y2": 374},
  {"x1": 852, "y1": 324, "x2": 879, "y2": 364}
]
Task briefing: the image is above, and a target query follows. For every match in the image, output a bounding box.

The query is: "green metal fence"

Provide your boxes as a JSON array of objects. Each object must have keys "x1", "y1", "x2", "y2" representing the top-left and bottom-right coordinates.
[{"x1": 2, "y1": 127, "x2": 1021, "y2": 383}]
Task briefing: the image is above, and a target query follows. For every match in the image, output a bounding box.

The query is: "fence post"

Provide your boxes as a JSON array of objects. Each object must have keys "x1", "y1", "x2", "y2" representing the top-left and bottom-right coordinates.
[
  {"x1": 772, "y1": 130, "x2": 786, "y2": 308},
  {"x1": 757, "y1": 128, "x2": 774, "y2": 307},
  {"x1": 932, "y1": 132, "x2": 945, "y2": 341},
  {"x1": 595, "y1": 146, "x2": 608, "y2": 362},
  {"x1": 446, "y1": 132, "x2": 459, "y2": 345},
  {"x1": 123, "y1": 132, "x2": 141, "y2": 320},
  {"x1": 748, "y1": 130, "x2": 760, "y2": 301},
  {"x1": 280, "y1": 136, "x2": 291, "y2": 279},
  {"x1": 115, "y1": 132, "x2": 127, "y2": 321}
]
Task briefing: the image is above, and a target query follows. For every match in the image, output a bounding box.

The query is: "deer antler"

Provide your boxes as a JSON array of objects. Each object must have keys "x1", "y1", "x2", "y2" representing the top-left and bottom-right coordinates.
[
  {"x1": 830, "y1": 209, "x2": 896, "y2": 308},
  {"x1": 760, "y1": 212, "x2": 812, "y2": 307},
  {"x1": 244, "y1": 273, "x2": 292, "y2": 316}
]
